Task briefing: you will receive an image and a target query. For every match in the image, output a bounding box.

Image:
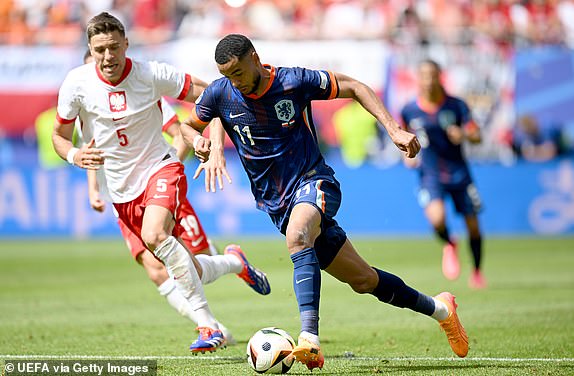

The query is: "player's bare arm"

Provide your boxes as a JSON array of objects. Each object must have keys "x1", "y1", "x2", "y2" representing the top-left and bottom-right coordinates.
[
  {"x1": 165, "y1": 121, "x2": 191, "y2": 162},
  {"x1": 182, "y1": 76, "x2": 210, "y2": 103},
  {"x1": 335, "y1": 72, "x2": 421, "y2": 158},
  {"x1": 180, "y1": 115, "x2": 211, "y2": 162},
  {"x1": 52, "y1": 121, "x2": 104, "y2": 169},
  {"x1": 86, "y1": 169, "x2": 105, "y2": 212}
]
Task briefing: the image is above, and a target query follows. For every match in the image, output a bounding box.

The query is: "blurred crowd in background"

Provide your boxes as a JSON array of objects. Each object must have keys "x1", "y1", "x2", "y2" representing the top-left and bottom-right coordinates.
[
  {"x1": 0, "y1": 0, "x2": 573, "y2": 168},
  {"x1": 1, "y1": 0, "x2": 572, "y2": 48}
]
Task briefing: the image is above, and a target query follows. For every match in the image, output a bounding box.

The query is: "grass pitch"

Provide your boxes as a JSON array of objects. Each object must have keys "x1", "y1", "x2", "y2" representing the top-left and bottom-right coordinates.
[{"x1": 1, "y1": 237, "x2": 573, "y2": 375}]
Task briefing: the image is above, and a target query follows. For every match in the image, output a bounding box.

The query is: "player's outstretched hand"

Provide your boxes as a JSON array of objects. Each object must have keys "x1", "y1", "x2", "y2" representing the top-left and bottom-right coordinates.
[
  {"x1": 193, "y1": 156, "x2": 232, "y2": 193},
  {"x1": 75, "y1": 139, "x2": 104, "y2": 170},
  {"x1": 392, "y1": 129, "x2": 421, "y2": 158}
]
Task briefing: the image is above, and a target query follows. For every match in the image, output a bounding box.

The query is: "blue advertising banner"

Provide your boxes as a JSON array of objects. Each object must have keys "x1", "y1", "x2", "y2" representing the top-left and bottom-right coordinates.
[{"x1": 1, "y1": 156, "x2": 573, "y2": 238}]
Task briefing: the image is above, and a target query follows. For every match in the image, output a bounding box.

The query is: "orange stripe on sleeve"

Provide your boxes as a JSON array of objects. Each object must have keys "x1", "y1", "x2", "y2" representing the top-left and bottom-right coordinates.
[
  {"x1": 191, "y1": 108, "x2": 209, "y2": 126},
  {"x1": 327, "y1": 71, "x2": 338, "y2": 99},
  {"x1": 317, "y1": 180, "x2": 326, "y2": 213},
  {"x1": 177, "y1": 74, "x2": 192, "y2": 100}
]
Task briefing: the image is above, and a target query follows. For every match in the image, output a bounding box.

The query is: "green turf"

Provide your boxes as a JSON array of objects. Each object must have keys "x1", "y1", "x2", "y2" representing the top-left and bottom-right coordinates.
[{"x1": 1, "y1": 237, "x2": 573, "y2": 375}]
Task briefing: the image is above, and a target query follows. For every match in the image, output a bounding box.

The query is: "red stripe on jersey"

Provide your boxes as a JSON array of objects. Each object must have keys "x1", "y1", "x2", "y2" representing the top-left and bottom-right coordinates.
[
  {"x1": 56, "y1": 113, "x2": 76, "y2": 124},
  {"x1": 246, "y1": 65, "x2": 276, "y2": 99},
  {"x1": 162, "y1": 114, "x2": 178, "y2": 133},
  {"x1": 327, "y1": 71, "x2": 339, "y2": 99},
  {"x1": 177, "y1": 74, "x2": 192, "y2": 100}
]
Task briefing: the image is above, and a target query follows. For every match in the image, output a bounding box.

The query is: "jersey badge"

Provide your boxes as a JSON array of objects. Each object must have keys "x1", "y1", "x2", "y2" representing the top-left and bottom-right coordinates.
[
  {"x1": 109, "y1": 91, "x2": 127, "y2": 112},
  {"x1": 274, "y1": 99, "x2": 295, "y2": 127}
]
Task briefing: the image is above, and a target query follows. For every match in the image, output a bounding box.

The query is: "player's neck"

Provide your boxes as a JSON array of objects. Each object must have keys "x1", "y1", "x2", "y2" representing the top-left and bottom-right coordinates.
[
  {"x1": 254, "y1": 65, "x2": 272, "y2": 96},
  {"x1": 426, "y1": 87, "x2": 445, "y2": 104},
  {"x1": 418, "y1": 88, "x2": 446, "y2": 113}
]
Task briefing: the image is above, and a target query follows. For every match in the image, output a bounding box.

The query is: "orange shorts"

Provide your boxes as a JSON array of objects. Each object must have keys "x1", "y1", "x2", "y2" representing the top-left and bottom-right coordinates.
[{"x1": 114, "y1": 162, "x2": 210, "y2": 259}]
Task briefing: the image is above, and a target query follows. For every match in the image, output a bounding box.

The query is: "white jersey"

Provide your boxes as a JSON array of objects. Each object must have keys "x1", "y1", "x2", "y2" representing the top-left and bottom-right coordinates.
[
  {"x1": 57, "y1": 58, "x2": 191, "y2": 203},
  {"x1": 75, "y1": 97, "x2": 180, "y2": 203}
]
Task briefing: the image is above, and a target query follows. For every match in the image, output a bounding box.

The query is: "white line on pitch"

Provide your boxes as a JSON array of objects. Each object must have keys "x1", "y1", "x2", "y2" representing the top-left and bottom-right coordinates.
[{"x1": 1, "y1": 355, "x2": 573, "y2": 362}]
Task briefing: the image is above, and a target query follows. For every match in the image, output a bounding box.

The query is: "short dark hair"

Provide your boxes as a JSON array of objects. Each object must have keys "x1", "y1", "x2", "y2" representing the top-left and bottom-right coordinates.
[
  {"x1": 86, "y1": 12, "x2": 125, "y2": 41},
  {"x1": 215, "y1": 34, "x2": 254, "y2": 65}
]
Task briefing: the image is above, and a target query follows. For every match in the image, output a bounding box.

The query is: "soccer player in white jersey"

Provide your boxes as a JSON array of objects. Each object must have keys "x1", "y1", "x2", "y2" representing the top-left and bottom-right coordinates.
[{"x1": 52, "y1": 12, "x2": 270, "y2": 353}]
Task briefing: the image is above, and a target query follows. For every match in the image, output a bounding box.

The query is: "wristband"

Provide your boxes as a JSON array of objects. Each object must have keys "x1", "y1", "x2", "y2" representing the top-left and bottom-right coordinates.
[
  {"x1": 192, "y1": 135, "x2": 202, "y2": 150},
  {"x1": 66, "y1": 147, "x2": 79, "y2": 165}
]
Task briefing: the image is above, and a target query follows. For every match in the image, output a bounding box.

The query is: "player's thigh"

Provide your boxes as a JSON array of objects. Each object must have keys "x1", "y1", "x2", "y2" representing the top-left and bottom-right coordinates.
[
  {"x1": 141, "y1": 163, "x2": 188, "y2": 247},
  {"x1": 141, "y1": 205, "x2": 176, "y2": 247},
  {"x1": 324, "y1": 239, "x2": 378, "y2": 293},
  {"x1": 285, "y1": 177, "x2": 342, "y2": 252},
  {"x1": 425, "y1": 199, "x2": 447, "y2": 226},
  {"x1": 419, "y1": 184, "x2": 446, "y2": 224}
]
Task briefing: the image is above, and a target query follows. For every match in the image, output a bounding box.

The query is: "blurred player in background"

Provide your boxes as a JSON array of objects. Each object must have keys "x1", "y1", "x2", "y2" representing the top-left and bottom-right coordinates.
[
  {"x1": 400, "y1": 59, "x2": 486, "y2": 289},
  {"x1": 183, "y1": 34, "x2": 469, "y2": 370},
  {"x1": 52, "y1": 13, "x2": 270, "y2": 354}
]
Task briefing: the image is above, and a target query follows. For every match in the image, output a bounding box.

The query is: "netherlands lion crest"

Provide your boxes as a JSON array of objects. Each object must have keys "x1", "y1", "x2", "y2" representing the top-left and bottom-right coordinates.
[{"x1": 274, "y1": 99, "x2": 295, "y2": 124}]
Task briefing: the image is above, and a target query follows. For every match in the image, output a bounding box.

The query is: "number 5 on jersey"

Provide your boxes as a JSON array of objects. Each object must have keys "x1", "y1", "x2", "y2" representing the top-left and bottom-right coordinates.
[{"x1": 116, "y1": 128, "x2": 129, "y2": 146}]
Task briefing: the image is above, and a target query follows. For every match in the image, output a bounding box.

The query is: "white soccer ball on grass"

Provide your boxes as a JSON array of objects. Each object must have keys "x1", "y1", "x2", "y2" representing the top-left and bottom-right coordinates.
[{"x1": 246, "y1": 327, "x2": 296, "y2": 374}]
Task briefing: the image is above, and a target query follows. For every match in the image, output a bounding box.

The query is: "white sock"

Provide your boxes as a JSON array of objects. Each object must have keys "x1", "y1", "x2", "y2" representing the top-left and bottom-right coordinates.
[
  {"x1": 195, "y1": 254, "x2": 242, "y2": 285},
  {"x1": 158, "y1": 278, "x2": 233, "y2": 337},
  {"x1": 207, "y1": 239, "x2": 219, "y2": 256},
  {"x1": 431, "y1": 297, "x2": 449, "y2": 321},
  {"x1": 158, "y1": 278, "x2": 199, "y2": 322},
  {"x1": 154, "y1": 236, "x2": 218, "y2": 328},
  {"x1": 299, "y1": 331, "x2": 320, "y2": 347}
]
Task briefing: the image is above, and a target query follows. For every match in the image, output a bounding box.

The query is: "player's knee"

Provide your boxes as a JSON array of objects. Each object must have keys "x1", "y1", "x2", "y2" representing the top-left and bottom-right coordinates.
[
  {"x1": 285, "y1": 228, "x2": 313, "y2": 254},
  {"x1": 141, "y1": 230, "x2": 170, "y2": 251}
]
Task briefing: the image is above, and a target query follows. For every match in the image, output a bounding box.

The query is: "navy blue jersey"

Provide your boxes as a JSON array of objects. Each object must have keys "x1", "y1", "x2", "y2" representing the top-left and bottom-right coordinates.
[
  {"x1": 400, "y1": 95, "x2": 473, "y2": 186},
  {"x1": 194, "y1": 65, "x2": 339, "y2": 214}
]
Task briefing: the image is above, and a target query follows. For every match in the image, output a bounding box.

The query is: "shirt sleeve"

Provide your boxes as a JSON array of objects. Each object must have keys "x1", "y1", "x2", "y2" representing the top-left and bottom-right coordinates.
[
  {"x1": 160, "y1": 98, "x2": 178, "y2": 132},
  {"x1": 193, "y1": 84, "x2": 219, "y2": 125},
  {"x1": 56, "y1": 73, "x2": 80, "y2": 124},
  {"x1": 150, "y1": 61, "x2": 191, "y2": 100},
  {"x1": 299, "y1": 68, "x2": 339, "y2": 101}
]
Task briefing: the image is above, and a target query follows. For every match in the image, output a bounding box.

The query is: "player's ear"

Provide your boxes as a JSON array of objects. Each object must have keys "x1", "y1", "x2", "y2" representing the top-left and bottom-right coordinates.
[
  {"x1": 251, "y1": 51, "x2": 260, "y2": 65},
  {"x1": 125, "y1": 37, "x2": 129, "y2": 49}
]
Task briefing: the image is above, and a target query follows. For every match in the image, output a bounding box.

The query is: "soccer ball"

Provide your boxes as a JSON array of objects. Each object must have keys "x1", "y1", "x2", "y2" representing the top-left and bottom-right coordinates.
[{"x1": 246, "y1": 327, "x2": 295, "y2": 374}]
